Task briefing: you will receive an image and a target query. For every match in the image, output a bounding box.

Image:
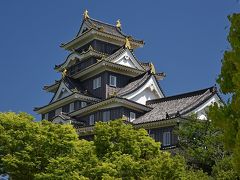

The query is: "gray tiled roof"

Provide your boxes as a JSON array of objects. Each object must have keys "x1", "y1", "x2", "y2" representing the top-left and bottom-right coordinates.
[
  {"x1": 104, "y1": 47, "x2": 126, "y2": 61},
  {"x1": 117, "y1": 72, "x2": 151, "y2": 96},
  {"x1": 86, "y1": 18, "x2": 126, "y2": 38},
  {"x1": 133, "y1": 87, "x2": 217, "y2": 124},
  {"x1": 54, "y1": 49, "x2": 108, "y2": 70}
]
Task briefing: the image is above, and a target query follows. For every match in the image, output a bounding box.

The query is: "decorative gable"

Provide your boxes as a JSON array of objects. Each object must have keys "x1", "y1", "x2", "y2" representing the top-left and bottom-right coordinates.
[
  {"x1": 192, "y1": 94, "x2": 221, "y2": 120},
  {"x1": 51, "y1": 81, "x2": 72, "y2": 102},
  {"x1": 123, "y1": 76, "x2": 164, "y2": 105},
  {"x1": 76, "y1": 21, "x2": 91, "y2": 36},
  {"x1": 111, "y1": 49, "x2": 144, "y2": 71}
]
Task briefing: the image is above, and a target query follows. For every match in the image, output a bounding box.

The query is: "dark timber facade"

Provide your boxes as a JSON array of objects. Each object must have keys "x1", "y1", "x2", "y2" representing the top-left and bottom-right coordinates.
[{"x1": 35, "y1": 10, "x2": 221, "y2": 149}]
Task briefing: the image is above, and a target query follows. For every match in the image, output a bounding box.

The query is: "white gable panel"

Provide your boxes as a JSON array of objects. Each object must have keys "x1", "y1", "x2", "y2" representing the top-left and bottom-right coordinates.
[
  {"x1": 130, "y1": 88, "x2": 159, "y2": 105},
  {"x1": 123, "y1": 76, "x2": 164, "y2": 105},
  {"x1": 194, "y1": 94, "x2": 220, "y2": 113},
  {"x1": 190, "y1": 94, "x2": 221, "y2": 120},
  {"x1": 112, "y1": 49, "x2": 144, "y2": 71},
  {"x1": 52, "y1": 82, "x2": 72, "y2": 102}
]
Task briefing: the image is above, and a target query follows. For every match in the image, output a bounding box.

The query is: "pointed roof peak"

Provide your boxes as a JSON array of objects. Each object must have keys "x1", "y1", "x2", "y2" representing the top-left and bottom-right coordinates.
[{"x1": 83, "y1": 9, "x2": 90, "y2": 20}]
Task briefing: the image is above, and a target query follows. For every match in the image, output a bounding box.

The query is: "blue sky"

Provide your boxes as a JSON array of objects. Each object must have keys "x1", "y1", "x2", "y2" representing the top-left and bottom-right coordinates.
[{"x1": 0, "y1": 1, "x2": 239, "y2": 119}]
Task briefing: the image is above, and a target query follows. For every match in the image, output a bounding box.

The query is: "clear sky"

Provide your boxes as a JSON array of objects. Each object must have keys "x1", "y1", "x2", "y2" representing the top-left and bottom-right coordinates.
[{"x1": 0, "y1": 1, "x2": 239, "y2": 119}]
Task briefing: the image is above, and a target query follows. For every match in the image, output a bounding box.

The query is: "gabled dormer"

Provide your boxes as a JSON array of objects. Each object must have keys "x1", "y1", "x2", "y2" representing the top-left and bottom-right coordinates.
[
  {"x1": 35, "y1": 77, "x2": 100, "y2": 120},
  {"x1": 54, "y1": 46, "x2": 107, "y2": 73},
  {"x1": 104, "y1": 47, "x2": 145, "y2": 71}
]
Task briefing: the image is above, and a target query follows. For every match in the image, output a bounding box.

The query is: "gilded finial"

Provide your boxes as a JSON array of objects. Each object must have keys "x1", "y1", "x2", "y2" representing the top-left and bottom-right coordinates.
[
  {"x1": 62, "y1": 68, "x2": 67, "y2": 78},
  {"x1": 150, "y1": 63, "x2": 156, "y2": 74},
  {"x1": 83, "y1": 9, "x2": 90, "y2": 20},
  {"x1": 125, "y1": 37, "x2": 131, "y2": 49},
  {"x1": 116, "y1": 19, "x2": 121, "y2": 28}
]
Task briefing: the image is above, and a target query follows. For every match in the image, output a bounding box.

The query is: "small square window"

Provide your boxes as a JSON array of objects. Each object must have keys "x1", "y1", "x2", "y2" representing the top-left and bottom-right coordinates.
[
  {"x1": 109, "y1": 75, "x2": 117, "y2": 87},
  {"x1": 130, "y1": 112, "x2": 136, "y2": 122}
]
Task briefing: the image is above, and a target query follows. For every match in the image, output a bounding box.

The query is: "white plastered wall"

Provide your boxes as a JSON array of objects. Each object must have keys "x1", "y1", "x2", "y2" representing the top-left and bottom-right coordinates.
[
  {"x1": 192, "y1": 94, "x2": 221, "y2": 120},
  {"x1": 52, "y1": 82, "x2": 72, "y2": 102},
  {"x1": 112, "y1": 49, "x2": 144, "y2": 70},
  {"x1": 123, "y1": 76, "x2": 164, "y2": 105}
]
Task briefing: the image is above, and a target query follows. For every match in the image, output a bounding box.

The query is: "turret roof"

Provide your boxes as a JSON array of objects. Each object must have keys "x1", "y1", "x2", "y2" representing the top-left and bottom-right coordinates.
[
  {"x1": 133, "y1": 86, "x2": 220, "y2": 124},
  {"x1": 79, "y1": 17, "x2": 126, "y2": 38},
  {"x1": 61, "y1": 16, "x2": 144, "y2": 50}
]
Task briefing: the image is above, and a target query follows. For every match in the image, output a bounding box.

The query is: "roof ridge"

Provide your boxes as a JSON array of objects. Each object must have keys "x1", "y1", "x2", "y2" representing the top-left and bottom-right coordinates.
[
  {"x1": 180, "y1": 90, "x2": 215, "y2": 115},
  {"x1": 104, "y1": 47, "x2": 125, "y2": 61},
  {"x1": 55, "y1": 48, "x2": 109, "y2": 70},
  {"x1": 89, "y1": 18, "x2": 117, "y2": 28},
  {"x1": 87, "y1": 18, "x2": 129, "y2": 38},
  {"x1": 147, "y1": 86, "x2": 215, "y2": 105},
  {"x1": 117, "y1": 72, "x2": 151, "y2": 96}
]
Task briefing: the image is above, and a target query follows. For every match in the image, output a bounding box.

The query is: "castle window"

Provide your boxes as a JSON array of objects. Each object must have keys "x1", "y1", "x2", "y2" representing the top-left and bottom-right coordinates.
[
  {"x1": 163, "y1": 131, "x2": 171, "y2": 146},
  {"x1": 89, "y1": 114, "x2": 95, "y2": 125},
  {"x1": 62, "y1": 104, "x2": 70, "y2": 113},
  {"x1": 74, "y1": 101, "x2": 81, "y2": 110},
  {"x1": 130, "y1": 112, "x2": 136, "y2": 122},
  {"x1": 103, "y1": 111, "x2": 110, "y2": 122},
  {"x1": 109, "y1": 75, "x2": 117, "y2": 87},
  {"x1": 93, "y1": 77, "x2": 101, "y2": 89}
]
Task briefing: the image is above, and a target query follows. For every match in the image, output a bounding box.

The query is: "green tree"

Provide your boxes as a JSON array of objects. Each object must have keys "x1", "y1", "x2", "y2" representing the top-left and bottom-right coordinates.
[
  {"x1": 175, "y1": 116, "x2": 225, "y2": 174},
  {"x1": 209, "y1": 13, "x2": 240, "y2": 174},
  {"x1": 0, "y1": 112, "x2": 95, "y2": 179},
  {"x1": 212, "y1": 156, "x2": 239, "y2": 180},
  {"x1": 0, "y1": 112, "x2": 211, "y2": 179},
  {"x1": 91, "y1": 120, "x2": 188, "y2": 179},
  {"x1": 175, "y1": 116, "x2": 239, "y2": 179}
]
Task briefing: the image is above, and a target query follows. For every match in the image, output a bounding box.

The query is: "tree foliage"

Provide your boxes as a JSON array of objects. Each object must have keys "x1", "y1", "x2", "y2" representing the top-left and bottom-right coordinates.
[
  {"x1": 209, "y1": 13, "x2": 240, "y2": 174},
  {"x1": 175, "y1": 116, "x2": 239, "y2": 179},
  {"x1": 175, "y1": 116, "x2": 225, "y2": 174},
  {"x1": 0, "y1": 112, "x2": 96, "y2": 179},
  {"x1": 0, "y1": 112, "x2": 206, "y2": 179}
]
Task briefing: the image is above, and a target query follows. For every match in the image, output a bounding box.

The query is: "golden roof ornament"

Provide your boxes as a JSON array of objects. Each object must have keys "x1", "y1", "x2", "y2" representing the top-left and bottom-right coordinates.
[
  {"x1": 62, "y1": 68, "x2": 67, "y2": 78},
  {"x1": 150, "y1": 63, "x2": 156, "y2": 74},
  {"x1": 125, "y1": 37, "x2": 131, "y2": 49},
  {"x1": 116, "y1": 19, "x2": 121, "y2": 28},
  {"x1": 83, "y1": 9, "x2": 90, "y2": 20}
]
